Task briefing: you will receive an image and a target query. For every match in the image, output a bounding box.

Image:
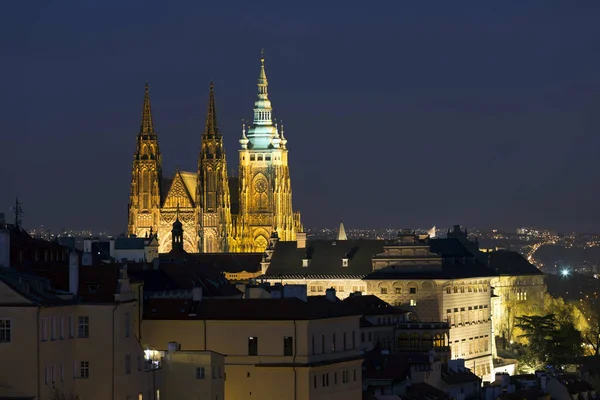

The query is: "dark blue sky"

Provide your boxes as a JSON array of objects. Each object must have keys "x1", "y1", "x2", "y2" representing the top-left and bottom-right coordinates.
[{"x1": 2, "y1": 1, "x2": 600, "y2": 233}]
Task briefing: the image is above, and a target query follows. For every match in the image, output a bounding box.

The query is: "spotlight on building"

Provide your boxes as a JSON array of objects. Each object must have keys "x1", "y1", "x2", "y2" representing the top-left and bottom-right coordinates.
[{"x1": 561, "y1": 268, "x2": 570, "y2": 277}]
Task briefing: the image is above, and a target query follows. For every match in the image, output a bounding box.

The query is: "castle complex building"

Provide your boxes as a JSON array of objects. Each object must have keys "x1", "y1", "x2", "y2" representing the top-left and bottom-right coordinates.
[
  {"x1": 259, "y1": 226, "x2": 547, "y2": 383},
  {"x1": 127, "y1": 56, "x2": 302, "y2": 253}
]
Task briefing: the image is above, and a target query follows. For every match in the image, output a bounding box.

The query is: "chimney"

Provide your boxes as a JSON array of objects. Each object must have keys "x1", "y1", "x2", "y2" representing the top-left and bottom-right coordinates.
[
  {"x1": 192, "y1": 287, "x2": 202, "y2": 301},
  {"x1": 0, "y1": 214, "x2": 10, "y2": 268},
  {"x1": 69, "y1": 252, "x2": 79, "y2": 295},
  {"x1": 283, "y1": 284, "x2": 308, "y2": 302},
  {"x1": 167, "y1": 341, "x2": 179, "y2": 354},
  {"x1": 109, "y1": 239, "x2": 115, "y2": 258},
  {"x1": 325, "y1": 287, "x2": 337, "y2": 302},
  {"x1": 296, "y1": 232, "x2": 307, "y2": 249}
]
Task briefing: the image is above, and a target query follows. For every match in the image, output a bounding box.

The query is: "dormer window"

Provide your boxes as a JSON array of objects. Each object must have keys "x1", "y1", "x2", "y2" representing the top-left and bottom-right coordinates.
[
  {"x1": 302, "y1": 258, "x2": 310, "y2": 267},
  {"x1": 342, "y1": 258, "x2": 349, "y2": 267}
]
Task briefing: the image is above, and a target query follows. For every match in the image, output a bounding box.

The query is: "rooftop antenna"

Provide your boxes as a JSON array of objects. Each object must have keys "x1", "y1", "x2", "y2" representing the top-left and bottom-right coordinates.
[{"x1": 11, "y1": 197, "x2": 23, "y2": 229}]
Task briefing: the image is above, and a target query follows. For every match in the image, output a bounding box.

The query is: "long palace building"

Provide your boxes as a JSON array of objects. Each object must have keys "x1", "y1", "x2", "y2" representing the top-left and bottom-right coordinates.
[{"x1": 127, "y1": 55, "x2": 302, "y2": 253}]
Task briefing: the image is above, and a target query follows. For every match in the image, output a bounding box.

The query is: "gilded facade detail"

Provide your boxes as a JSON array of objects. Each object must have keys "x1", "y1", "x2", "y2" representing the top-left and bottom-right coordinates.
[{"x1": 127, "y1": 57, "x2": 302, "y2": 253}]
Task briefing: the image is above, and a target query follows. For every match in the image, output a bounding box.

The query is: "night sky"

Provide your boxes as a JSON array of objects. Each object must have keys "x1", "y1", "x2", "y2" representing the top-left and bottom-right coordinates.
[{"x1": 2, "y1": 1, "x2": 600, "y2": 234}]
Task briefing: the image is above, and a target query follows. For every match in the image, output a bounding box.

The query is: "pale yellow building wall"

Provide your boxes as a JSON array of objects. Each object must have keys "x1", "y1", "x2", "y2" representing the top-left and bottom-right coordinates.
[
  {"x1": 143, "y1": 315, "x2": 363, "y2": 400},
  {"x1": 160, "y1": 350, "x2": 224, "y2": 400},
  {"x1": 0, "y1": 304, "x2": 39, "y2": 398},
  {"x1": 265, "y1": 276, "x2": 496, "y2": 382},
  {"x1": 0, "y1": 281, "x2": 152, "y2": 400}
]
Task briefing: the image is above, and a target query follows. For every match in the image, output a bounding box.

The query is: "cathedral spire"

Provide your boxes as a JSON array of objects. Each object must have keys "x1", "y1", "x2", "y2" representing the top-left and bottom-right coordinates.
[
  {"x1": 140, "y1": 82, "x2": 155, "y2": 135},
  {"x1": 246, "y1": 51, "x2": 278, "y2": 149},
  {"x1": 204, "y1": 82, "x2": 219, "y2": 137}
]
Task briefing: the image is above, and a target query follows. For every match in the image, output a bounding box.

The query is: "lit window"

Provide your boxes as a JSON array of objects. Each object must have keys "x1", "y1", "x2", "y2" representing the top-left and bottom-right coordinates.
[
  {"x1": 410, "y1": 299, "x2": 417, "y2": 307},
  {"x1": 248, "y1": 336, "x2": 258, "y2": 356},
  {"x1": 302, "y1": 258, "x2": 309, "y2": 267},
  {"x1": 0, "y1": 319, "x2": 11, "y2": 343},
  {"x1": 342, "y1": 258, "x2": 349, "y2": 267}
]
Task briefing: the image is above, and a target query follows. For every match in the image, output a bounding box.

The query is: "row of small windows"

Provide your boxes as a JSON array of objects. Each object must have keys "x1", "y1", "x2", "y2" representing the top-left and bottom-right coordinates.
[
  {"x1": 313, "y1": 369, "x2": 357, "y2": 389},
  {"x1": 247, "y1": 336, "x2": 295, "y2": 356},
  {"x1": 446, "y1": 305, "x2": 490, "y2": 327},
  {"x1": 451, "y1": 335, "x2": 490, "y2": 358},
  {"x1": 255, "y1": 111, "x2": 271, "y2": 121},
  {"x1": 397, "y1": 333, "x2": 446, "y2": 349},
  {"x1": 311, "y1": 331, "x2": 356, "y2": 354},
  {"x1": 37, "y1": 314, "x2": 131, "y2": 342},
  {"x1": 381, "y1": 287, "x2": 418, "y2": 295},
  {"x1": 43, "y1": 355, "x2": 145, "y2": 384},
  {"x1": 310, "y1": 285, "x2": 365, "y2": 293},
  {"x1": 247, "y1": 334, "x2": 356, "y2": 357},
  {"x1": 248, "y1": 154, "x2": 271, "y2": 162},
  {"x1": 445, "y1": 283, "x2": 489, "y2": 294}
]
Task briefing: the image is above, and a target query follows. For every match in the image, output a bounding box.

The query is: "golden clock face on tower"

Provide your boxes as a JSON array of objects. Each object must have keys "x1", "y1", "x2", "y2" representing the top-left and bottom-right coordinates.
[{"x1": 255, "y1": 179, "x2": 267, "y2": 193}]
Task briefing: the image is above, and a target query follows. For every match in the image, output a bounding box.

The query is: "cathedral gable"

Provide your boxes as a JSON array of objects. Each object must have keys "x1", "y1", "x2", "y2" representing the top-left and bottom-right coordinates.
[{"x1": 163, "y1": 171, "x2": 196, "y2": 208}]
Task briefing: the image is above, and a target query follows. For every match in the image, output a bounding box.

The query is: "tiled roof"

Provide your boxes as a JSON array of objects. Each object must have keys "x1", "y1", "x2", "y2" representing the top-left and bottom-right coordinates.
[
  {"x1": 158, "y1": 252, "x2": 262, "y2": 273},
  {"x1": 21, "y1": 264, "x2": 122, "y2": 303},
  {"x1": 341, "y1": 295, "x2": 410, "y2": 316},
  {"x1": 404, "y1": 383, "x2": 452, "y2": 400},
  {"x1": 429, "y1": 238, "x2": 475, "y2": 257},
  {"x1": 264, "y1": 238, "x2": 496, "y2": 281},
  {"x1": 260, "y1": 273, "x2": 367, "y2": 280},
  {"x1": 127, "y1": 262, "x2": 242, "y2": 298},
  {"x1": 264, "y1": 239, "x2": 386, "y2": 277},
  {"x1": 144, "y1": 296, "x2": 361, "y2": 321},
  {"x1": 488, "y1": 250, "x2": 543, "y2": 276},
  {"x1": 441, "y1": 366, "x2": 481, "y2": 385},
  {"x1": 0, "y1": 270, "x2": 76, "y2": 306},
  {"x1": 363, "y1": 351, "x2": 429, "y2": 381},
  {"x1": 363, "y1": 258, "x2": 496, "y2": 280}
]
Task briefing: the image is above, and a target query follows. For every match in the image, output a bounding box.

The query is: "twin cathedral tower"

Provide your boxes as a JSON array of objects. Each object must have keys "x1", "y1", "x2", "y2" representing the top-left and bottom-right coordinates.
[{"x1": 127, "y1": 55, "x2": 302, "y2": 253}]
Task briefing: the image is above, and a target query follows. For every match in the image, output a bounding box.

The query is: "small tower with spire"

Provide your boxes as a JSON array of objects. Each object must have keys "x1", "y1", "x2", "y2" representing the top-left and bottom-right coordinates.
[
  {"x1": 128, "y1": 83, "x2": 163, "y2": 238},
  {"x1": 171, "y1": 205, "x2": 185, "y2": 253}
]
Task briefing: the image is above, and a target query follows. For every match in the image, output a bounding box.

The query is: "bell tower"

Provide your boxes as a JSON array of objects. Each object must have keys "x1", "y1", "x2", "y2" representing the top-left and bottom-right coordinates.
[
  {"x1": 197, "y1": 83, "x2": 232, "y2": 252},
  {"x1": 238, "y1": 53, "x2": 301, "y2": 252},
  {"x1": 127, "y1": 83, "x2": 163, "y2": 238}
]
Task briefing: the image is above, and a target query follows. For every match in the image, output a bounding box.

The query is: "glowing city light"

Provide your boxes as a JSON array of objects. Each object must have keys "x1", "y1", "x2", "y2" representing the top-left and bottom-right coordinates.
[{"x1": 561, "y1": 268, "x2": 570, "y2": 277}]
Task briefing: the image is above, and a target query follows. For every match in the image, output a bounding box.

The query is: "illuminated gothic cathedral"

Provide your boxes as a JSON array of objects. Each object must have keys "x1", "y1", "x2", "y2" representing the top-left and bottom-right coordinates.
[{"x1": 127, "y1": 56, "x2": 302, "y2": 253}]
